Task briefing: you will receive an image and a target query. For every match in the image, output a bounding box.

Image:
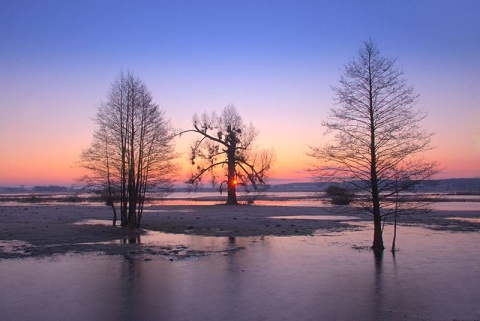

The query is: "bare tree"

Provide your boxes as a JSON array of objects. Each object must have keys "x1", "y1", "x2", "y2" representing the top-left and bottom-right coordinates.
[
  {"x1": 309, "y1": 40, "x2": 439, "y2": 252},
  {"x1": 182, "y1": 105, "x2": 274, "y2": 205},
  {"x1": 79, "y1": 71, "x2": 176, "y2": 228}
]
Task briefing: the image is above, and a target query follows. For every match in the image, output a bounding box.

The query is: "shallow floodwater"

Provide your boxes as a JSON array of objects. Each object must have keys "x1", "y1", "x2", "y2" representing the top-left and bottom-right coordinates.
[{"x1": 1, "y1": 226, "x2": 479, "y2": 321}]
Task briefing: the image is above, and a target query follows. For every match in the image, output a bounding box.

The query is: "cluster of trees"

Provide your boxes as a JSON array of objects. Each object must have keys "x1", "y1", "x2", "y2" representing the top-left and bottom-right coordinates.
[
  {"x1": 79, "y1": 74, "x2": 272, "y2": 226},
  {"x1": 80, "y1": 40, "x2": 439, "y2": 252},
  {"x1": 78, "y1": 72, "x2": 177, "y2": 228},
  {"x1": 324, "y1": 184, "x2": 355, "y2": 205}
]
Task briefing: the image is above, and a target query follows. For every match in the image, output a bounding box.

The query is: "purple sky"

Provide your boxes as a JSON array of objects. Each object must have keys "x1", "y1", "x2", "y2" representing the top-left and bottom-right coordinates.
[{"x1": 1, "y1": 0, "x2": 479, "y2": 186}]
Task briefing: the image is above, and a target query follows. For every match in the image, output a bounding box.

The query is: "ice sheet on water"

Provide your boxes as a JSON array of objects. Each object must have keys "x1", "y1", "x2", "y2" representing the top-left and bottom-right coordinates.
[
  {"x1": 2, "y1": 225, "x2": 479, "y2": 320},
  {"x1": 0, "y1": 240, "x2": 34, "y2": 254}
]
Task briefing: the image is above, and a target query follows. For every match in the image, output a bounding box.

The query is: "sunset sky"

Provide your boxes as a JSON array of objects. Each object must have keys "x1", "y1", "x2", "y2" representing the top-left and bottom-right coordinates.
[{"x1": 1, "y1": 0, "x2": 479, "y2": 186}]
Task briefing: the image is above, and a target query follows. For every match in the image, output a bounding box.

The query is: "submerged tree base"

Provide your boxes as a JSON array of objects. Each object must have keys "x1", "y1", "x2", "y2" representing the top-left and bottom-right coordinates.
[
  {"x1": 371, "y1": 244, "x2": 385, "y2": 252},
  {"x1": 372, "y1": 238, "x2": 385, "y2": 252}
]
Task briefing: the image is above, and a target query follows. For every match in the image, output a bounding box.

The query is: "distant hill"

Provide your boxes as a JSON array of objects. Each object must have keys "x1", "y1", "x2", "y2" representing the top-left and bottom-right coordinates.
[
  {"x1": 417, "y1": 178, "x2": 480, "y2": 193},
  {"x1": 268, "y1": 182, "x2": 327, "y2": 192},
  {"x1": 0, "y1": 186, "x2": 28, "y2": 193},
  {"x1": 0, "y1": 185, "x2": 69, "y2": 193},
  {"x1": 172, "y1": 178, "x2": 480, "y2": 194},
  {"x1": 1, "y1": 178, "x2": 479, "y2": 194},
  {"x1": 266, "y1": 178, "x2": 480, "y2": 194},
  {"x1": 32, "y1": 185, "x2": 69, "y2": 192}
]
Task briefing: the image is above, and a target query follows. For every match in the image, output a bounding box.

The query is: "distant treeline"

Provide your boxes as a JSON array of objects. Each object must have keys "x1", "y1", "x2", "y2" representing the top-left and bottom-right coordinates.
[
  {"x1": 260, "y1": 178, "x2": 480, "y2": 194},
  {"x1": 0, "y1": 185, "x2": 69, "y2": 193},
  {"x1": 1, "y1": 178, "x2": 479, "y2": 194},
  {"x1": 32, "y1": 185, "x2": 69, "y2": 192},
  {"x1": 418, "y1": 178, "x2": 480, "y2": 193},
  {"x1": 0, "y1": 186, "x2": 28, "y2": 193}
]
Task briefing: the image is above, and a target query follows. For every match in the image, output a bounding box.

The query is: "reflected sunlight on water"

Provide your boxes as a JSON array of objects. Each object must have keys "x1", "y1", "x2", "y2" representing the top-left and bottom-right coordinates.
[
  {"x1": 269, "y1": 215, "x2": 360, "y2": 220},
  {"x1": 431, "y1": 201, "x2": 480, "y2": 211},
  {"x1": 446, "y1": 216, "x2": 480, "y2": 224},
  {"x1": 73, "y1": 219, "x2": 113, "y2": 226}
]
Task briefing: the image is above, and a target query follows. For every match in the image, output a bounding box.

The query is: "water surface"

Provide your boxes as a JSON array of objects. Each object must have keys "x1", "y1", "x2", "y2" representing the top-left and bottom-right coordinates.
[{"x1": 1, "y1": 226, "x2": 479, "y2": 321}]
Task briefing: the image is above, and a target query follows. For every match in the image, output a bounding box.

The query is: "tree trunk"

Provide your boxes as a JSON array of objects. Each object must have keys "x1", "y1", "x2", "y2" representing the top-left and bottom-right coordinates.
[
  {"x1": 371, "y1": 158, "x2": 384, "y2": 251},
  {"x1": 372, "y1": 201, "x2": 385, "y2": 251},
  {"x1": 111, "y1": 203, "x2": 117, "y2": 226},
  {"x1": 226, "y1": 135, "x2": 238, "y2": 205},
  {"x1": 226, "y1": 163, "x2": 238, "y2": 205},
  {"x1": 391, "y1": 197, "x2": 398, "y2": 252},
  {"x1": 369, "y1": 55, "x2": 384, "y2": 252},
  {"x1": 226, "y1": 182, "x2": 238, "y2": 205},
  {"x1": 371, "y1": 160, "x2": 384, "y2": 251}
]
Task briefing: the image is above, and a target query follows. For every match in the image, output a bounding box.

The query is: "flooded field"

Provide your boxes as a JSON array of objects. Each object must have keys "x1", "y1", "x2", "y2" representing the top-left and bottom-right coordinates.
[
  {"x1": 1, "y1": 225, "x2": 479, "y2": 321},
  {"x1": 2, "y1": 191, "x2": 479, "y2": 208}
]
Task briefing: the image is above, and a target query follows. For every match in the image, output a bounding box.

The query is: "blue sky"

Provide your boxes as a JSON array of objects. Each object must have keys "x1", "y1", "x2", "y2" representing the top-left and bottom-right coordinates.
[{"x1": 0, "y1": 0, "x2": 479, "y2": 185}]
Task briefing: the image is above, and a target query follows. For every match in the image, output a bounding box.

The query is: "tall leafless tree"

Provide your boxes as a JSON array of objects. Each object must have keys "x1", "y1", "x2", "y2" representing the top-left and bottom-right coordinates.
[
  {"x1": 182, "y1": 105, "x2": 274, "y2": 205},
  {"x1": 79, "y1": 72, "x2": 176, "y2": 227},
  {"x1": 309, "y1": 40, "x2": 439, "y2": 252}
]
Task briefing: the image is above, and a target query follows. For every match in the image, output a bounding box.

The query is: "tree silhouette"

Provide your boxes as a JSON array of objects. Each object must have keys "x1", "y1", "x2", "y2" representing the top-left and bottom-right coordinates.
[
  {"x1": 79, "y1": 72, "x2": 176, "y2": 227},
  {"x1": 309, "y1": 40, "x2": 439, "y2": 251},
  {"x1": 183, "y1": 105, "x2": 273, "y2": 205}
]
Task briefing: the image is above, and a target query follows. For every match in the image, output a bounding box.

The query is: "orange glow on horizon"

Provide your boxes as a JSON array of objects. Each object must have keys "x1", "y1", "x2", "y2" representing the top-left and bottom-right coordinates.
[
  {"x1": 0, "y1": 139, "x2": 478, "y2": 187},
  {"x1": 1, "y1": 158, "x2": 477, "y2": 187}
]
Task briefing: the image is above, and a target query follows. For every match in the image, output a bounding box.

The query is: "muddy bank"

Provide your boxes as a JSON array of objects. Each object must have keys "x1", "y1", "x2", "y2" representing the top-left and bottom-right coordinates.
[{"x1": 0, "y1": 204, "x2": 479, "y2": 259}]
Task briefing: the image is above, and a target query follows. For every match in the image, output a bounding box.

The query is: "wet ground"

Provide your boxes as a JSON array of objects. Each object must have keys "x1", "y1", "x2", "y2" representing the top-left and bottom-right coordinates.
[
  {"x1": 1, "y1": 224, "x2": 480, "y2": 321},
  {"x1": 1, "y1": 203, "x2": 480, "y2": 320}
]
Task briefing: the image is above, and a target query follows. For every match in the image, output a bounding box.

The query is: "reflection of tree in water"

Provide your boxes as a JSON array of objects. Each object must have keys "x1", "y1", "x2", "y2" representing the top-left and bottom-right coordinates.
[
  {"x1": 119, "y1": 257, "x2": 140, "y2": 320},
  {"x1": 374, "y1": 250, "x2": 384, "y2": 290},
  {"x1": 121, "y1": 235, "x2": 141, "y2": 244},
  {"x1": 372, "y1": 251, "x2": 401, "y2": 320},
  {"x1": 372, "y1": 251, "x2": 384, "y2": 320}
]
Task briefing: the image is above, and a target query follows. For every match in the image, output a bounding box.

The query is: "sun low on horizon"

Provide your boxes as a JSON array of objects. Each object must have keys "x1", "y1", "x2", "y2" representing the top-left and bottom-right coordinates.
[{"x1": 0, "y1": 1, "x2": 479, "y2": 187}]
